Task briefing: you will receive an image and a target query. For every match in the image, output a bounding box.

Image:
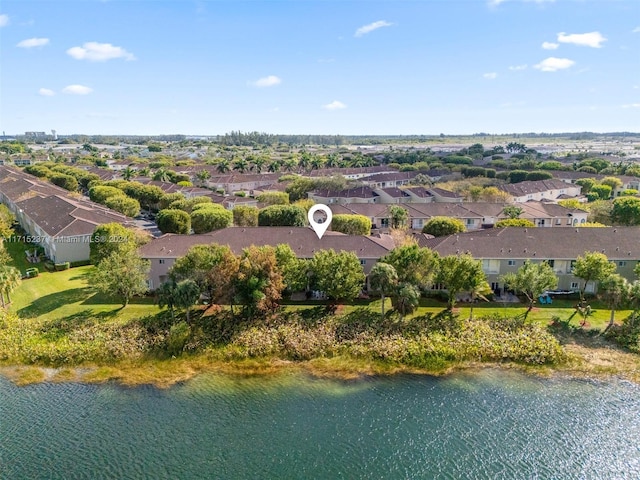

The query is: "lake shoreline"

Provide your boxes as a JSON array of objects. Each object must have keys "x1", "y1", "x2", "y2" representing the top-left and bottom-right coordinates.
[{"x1": 2, "y1": 340, "x2": 638, "y2": 388}]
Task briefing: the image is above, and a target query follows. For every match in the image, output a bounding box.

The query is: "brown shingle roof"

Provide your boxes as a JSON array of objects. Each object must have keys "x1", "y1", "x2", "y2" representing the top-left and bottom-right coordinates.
[
  {"x1": 139, "y1": 227, "x2": 393, "y2": 259},
  {"x1": 421, "y1": 227, "x2": 640, "y2": 260}
]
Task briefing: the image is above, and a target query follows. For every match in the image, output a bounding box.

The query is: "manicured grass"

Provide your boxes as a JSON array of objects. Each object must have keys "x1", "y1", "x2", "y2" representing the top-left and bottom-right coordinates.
[
  {"x1": 10, "y1": 265, "x2": 158, "y2": 322},
  {"x1": 4, "y1": 238, "x2": 45, "y2": 273}
]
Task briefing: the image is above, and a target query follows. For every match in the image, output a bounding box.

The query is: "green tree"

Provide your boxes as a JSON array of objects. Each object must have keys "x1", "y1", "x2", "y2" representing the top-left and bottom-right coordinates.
[
  {"x1": 122, "y1": 166, "x2": 136, "y2": 181},
  {"x1": 173, "y1": 279, "x2": 201, "y2": 322},
  {"x1": 590, "y1": 184, "x2": 612, "y2": 201},
  {"x1": 500, "y1": 260, "x2": 558, "y2": 319},
  {"x1": 258, "y1": 205, "x2": 306, "y2": 227},
  {"x1": 332, "y1": 214, "x2": 371, "y2": 235},
  {"x1": 50, "y1": 173, "x2": 79, "y2": 192},
  {"x1": 196, "y1": 169, "x2": 211, "y2": 186},
  {"x1": 600, "y1": 177, "x2": 623, "y2": 191},
  {"x1": 502, "y1": 206, "x2": 523, "y2": 219},
  {"x1": 0, "y1": 204, "x2": 15, "y2": 240},
  {"x1": 389, "y1": 205, "x2": 409, "y2": 229},
  {"x1": 233, "y1": 206, "x2": 259, "y2": 226},
  {"x1": 437, "y1": 254, "x2": 487, "y2": 311},
  {"x1": 104, "y1": 195, "x2": 141, "y2": 217},
  {"x1": 90, "y1": 223, "x2": 146, "y2": 264},
  {"x1": 575, "y1": 178, "x2": 596, "y2": 194},
  {"x1": 170, "y1": 244, "x2": 239, "y2": 305},
  {"x1": 216, "y1": 159, "x2": 231, "y2": 174},
  {"x1": 157, "y1": 209, "x2": 191, "y2": 234},
  {"x1": 310, "y1": 249, "x2": 365, "y2": 303},
  {"x1": 525, "y1": 171, "x2": 553, "y2": 181},
  {"x1": 495, "y1": 218, "x2": 535, "y2": 228},
  {"x1": 234, "y1": 246, "x2": 285, "y2": 316},
  {"x1": 611, "y1": 197, "x2": 640, "y2": 226},
  {"x1": 285, "y1": 178, "x2": 316, "y2": 202},
  {"x1": 256, "y1": 191, "x2": 290, "y2": 205},
  {"x1": 381, "y1": 244, "x2": 438, "y2": 289},
  {"x1": 156, "y1": 278, "x2": 179, "y2": 320},
  {"x1": 587, "y1": 200, "x2": 613, "y2": 224},
  {"x1": 0, "y1": 265, "x2": 21, "y2": 308},
  {"x1": 274, "y1": 244, "x2": 307, "y2": 293},
  {"x1": 572, "y1": 252, "x2": 617, "y2": 303},
  {"x1": 391, "y1": 283, "x2": 420, "y2": 319},
  {"x1": 422, "y1": 217, "x2": 466, "y2": 237},
  {"x1": 190, "y1": 206, "x2": 233, "y2": 233},
  {"x1": 368, "y1": 262, "x2": 398, "y2": 317},
  {"x1": 599, "y1": 274, "x2": 630, "y2": 330},
  {"x1": 89, "y1": 185, "x2": 124, "y2": 204},
  {"x1": 89, "y1": 250, "x2": 150, "y2": 306}
]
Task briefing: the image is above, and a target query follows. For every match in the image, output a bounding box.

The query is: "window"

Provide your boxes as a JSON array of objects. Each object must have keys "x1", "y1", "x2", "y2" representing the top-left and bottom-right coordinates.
[
  {"x1": 571, "y1": 282, "x2": 579, "y2": 289},
  {"x1": 508, "y1": 260, "x2": 516, "y2": 266},
  {"x1": 537, "y1": 219, "x2": 545, "y2": 226},
  {"x1": 567, "y1": 219, "x2": 572, "y2": 225},
  {"x1": 555, "y1": 219, "x2": 562, "y2": 225},
  {"x1": 380, "y1": 218, "x2": 389, "y2": 228},
  {"x1": 465, "y1": 219, "x2": 474, "y2": 226},
  {"x1": 618, "y1": 261, "x2": 627, "y2": 267},
  {"x1": 546, "y1": 260, "x2": 555, "y2": 268},
  {"x1": 159, "y1": 259, "x2": 165, "y2": 264},
  {"x1": 360, "y1": 259, "x2": 367, "y2": 265}
]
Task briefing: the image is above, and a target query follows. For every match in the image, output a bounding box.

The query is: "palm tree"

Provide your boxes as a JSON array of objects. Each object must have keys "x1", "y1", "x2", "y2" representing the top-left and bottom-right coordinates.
[
  {"x1": 325, "y1": 153, "x2": 341, "y2": 168},
  {"x1": 232, "y1": 157, "x2": 248, "y2": 174},
  {"x1": 216, "y1": 159, "x2": 231, "y2": 174},
  {"x1": 153, "y1": 167, "x2": 171, "y2": 182},
  {"x1": 122, "y1": 166, "x2": 135, "y2": 181},
  {"x1": 298, "y1": 152, "x2": 311, "y2": 173},
  {"x1": 252, "y1": 157, "x2": 266, "y2": 174},
  {"x1": 0, "y1": 265, "x2": 22, "y2": 308},
  {"x1": 267, "y1": 160, "x2": 281, "y2": 173},
  {"x1": 138, "y1": 167, "x2": 151, "y2": 178},
  {"x1": 283, "y1": 158, "x2": 297, "y2": 172},
  {"x1": 310, "y1": 156, "x2": 325, "y2": 171},
  {"x1": 196, "y1": 169, "x2": 211, "y2": 187},
  {"x1": 369, "y1": 262, "x2": 398, "y2": 317}
]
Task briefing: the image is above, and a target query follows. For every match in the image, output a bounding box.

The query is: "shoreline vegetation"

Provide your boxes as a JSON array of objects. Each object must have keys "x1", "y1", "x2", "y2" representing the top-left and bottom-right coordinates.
[{"x1": 2, "y1": 302, "x2": 639, "y2": 388}]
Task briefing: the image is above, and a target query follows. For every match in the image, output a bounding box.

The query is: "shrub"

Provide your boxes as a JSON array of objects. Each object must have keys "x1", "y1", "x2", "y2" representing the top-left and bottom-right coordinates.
[
  {"x1": 258, "y1": 205, "x2": 306, "y2": 227},
  {"x1": 104, "y1": 195, "x2": 141, "y2": 217},
  {"x1": 422, "y1": 217, "x2": 465, "y2": 237},
  {"x1": 157, "y1": 209, "x2": 191, "y2": 234},
  {"x1": 90, "y1": 185, "x2": 125, "y2": 204},
  {"x1": 190, "y1": 207, "x2": 233, "y2": 233},
  {"x1": 332, "y1": 214, "x2": 371, "y2": 235},
  {"x1": 495, "y1": 218, "x2": 535, "y2": 228}
]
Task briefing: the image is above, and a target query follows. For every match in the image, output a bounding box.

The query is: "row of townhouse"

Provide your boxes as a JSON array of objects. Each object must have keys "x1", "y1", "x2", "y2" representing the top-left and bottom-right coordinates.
[
  {"x1": 138, "y1": 225, "x2": 640, "y2": 297},
  {"x1": 0, "y1": 166, "x2": 133, "y2": 263},
  {"x1": 329, "y1": 201, "x2": 589, "y2": 231},
  {"x1": 497, "y1": 179, "x2": 583, "y2": 203},
  {"x1": 139, "y1": 227, "x2": 395, "y2": 290},
  {"x1": 422, "y1": 226, "x2": 640, "y2": 295},
  {"x1": 309, "y1": 186, "x2": 463, "y2": 205}
]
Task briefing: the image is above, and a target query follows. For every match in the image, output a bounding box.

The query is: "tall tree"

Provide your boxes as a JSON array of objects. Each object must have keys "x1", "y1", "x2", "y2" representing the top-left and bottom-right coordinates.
[
  {"x1": 389, "y1": 205, "x2": 409, "y2": 229},
  {"x1": 89, "y1": 250, "x2": 150, "y2": 307},
  {"x1": 170, "y1": 244, "x2": 239, "y2": 306},
  {"x1": 310, "y1": 249, "x2": 365, "y2": 304},
  {"x1": 196, "y1": 169, "x2": 211, "y2": 186},
  {"x1": 437, "y1": 254, "x2": 487, "y2": 311},
  {"x1": 500, "y1": 260, "x2": 558, "y2": 319},
  {"x1": 380, "y1": 244, "x2": 438, "y2": 290},
  {"x1": 599, "y1": 274, "x2": 630, "y2": 330},
  {"x1": 173, "y1": 279, "x2": 201, "y2": 322},
  {"x1": 234, "y1": 246, "x2": 285, "y2": 316},
  {"x1": 368, "y1": 262, "x2": 398, "y2": 317},
  {"x1": 422, "y1": 217, "x2": 466, "y2": 237},
  {"x1": 0, "y1": 266, "x2": 22, "y2": 308},
  {"x1": 572, "y1": 252, "x2": 616, "y2": 303}
]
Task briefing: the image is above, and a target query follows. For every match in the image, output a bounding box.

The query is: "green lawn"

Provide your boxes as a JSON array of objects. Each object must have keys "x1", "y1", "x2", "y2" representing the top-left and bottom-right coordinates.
[
  {"x1": 10, "y1": 266, "x2": 159, "y2": 323},
  {"x1": 4, "y1": 238, "x2": 45, "y2": 273}
]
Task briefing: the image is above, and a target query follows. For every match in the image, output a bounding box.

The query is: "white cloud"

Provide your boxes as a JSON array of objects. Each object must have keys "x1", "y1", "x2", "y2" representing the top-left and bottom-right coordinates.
[
  {"x1": 622, "y1": 103, "x2": 640, "y2": 108},
  {"x1": 632, "y1": 27, "x2": 640, "y2": 33},
  {"x1": 483, "y1": 72, "x2": 498, "y2": 79},
  {"x1": 17, "y1": 37, "x2": 50, "y2": 48},
  {"x1": 250, "y1": 75, "x2": 281, "y2": 87},
  {"x1": 62, "y1": 84, "x2": 93, "y2": 95},
  {"x1": 354, "y1": 20, "x2": 393, "y2": 38},
  {"x1": 38, "y1": 88, "x2": 55, "y2": 96},
  {"x1": 542, "y1": 41, "x2": 559, "y2": 50},
  {"x1": 508, "y1": 64, "x2": 528, "y2": 71},
  {"x1": 66, "y1": 42, "x2": 135, "y2": 61},
  {"x1": 534, "y1": 57, "x2": 575, "y2": 72},
  {"x1": 0, "y1": 14, "x2": 8, "y2": 27},
  {"x1": 322, "y1": 100, "x2": 347, "y2": 110},
  {"x1": 557, "y1": 31, "x2": 606, "y2": 48}
]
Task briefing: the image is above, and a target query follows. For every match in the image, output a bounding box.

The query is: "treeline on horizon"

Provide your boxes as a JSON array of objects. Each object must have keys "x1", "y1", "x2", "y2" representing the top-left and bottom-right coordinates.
[{"x1": 7, "y1": 130, "x2": 640, "y2": 147}]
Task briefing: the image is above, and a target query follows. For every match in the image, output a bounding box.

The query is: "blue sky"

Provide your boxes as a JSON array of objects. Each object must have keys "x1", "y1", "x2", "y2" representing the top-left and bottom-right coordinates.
[{"x1": 0, "y1": 0, "x2": 638, "y2": 136}]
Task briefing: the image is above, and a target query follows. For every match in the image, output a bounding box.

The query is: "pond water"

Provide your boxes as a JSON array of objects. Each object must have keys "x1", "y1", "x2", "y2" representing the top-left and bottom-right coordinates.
[{"x1": 1, "y1": 369, "x2": 639, "y2": 479}]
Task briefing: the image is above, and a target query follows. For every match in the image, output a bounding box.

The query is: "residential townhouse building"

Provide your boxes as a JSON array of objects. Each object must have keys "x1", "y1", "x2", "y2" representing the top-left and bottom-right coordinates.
[
  {"x1": 139, "y1": 227, "x2": 395, "y2": 290},
  {"x1": 420, "y1": 227, "x2": 640, "y2": 295},
  {"x1": 0, "y1": 166, "x2": 133, "y2": 263},
  {"x1": 498, "y1": 179, "x2": 582, "y2": 203}
]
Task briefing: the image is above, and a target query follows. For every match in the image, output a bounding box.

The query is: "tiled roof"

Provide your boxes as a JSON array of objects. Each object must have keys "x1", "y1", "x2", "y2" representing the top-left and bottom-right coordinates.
[
  {"x1": 139, "y1": 227, "x2": 394, "y2": 259},
  {"x1": 421, "y1": 226, "x2": 640, "y2": 260}
]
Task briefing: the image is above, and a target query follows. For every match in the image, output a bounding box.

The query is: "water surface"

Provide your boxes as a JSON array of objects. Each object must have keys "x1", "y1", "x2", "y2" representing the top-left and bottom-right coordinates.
[{"x1": 1, "y1": 370, "x2": 639, "y2": 479}]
